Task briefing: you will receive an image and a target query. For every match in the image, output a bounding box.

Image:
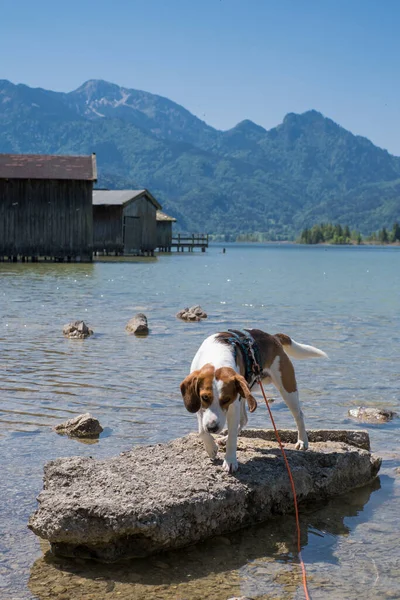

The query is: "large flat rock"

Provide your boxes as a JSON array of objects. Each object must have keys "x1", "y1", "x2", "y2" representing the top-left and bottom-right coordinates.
[{"x1": 29, "y1": 429, "x2": 381, "y2": 562}]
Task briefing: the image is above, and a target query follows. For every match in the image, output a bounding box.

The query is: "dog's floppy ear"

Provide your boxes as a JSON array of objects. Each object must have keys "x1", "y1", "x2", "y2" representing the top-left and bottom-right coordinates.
[
  {"x1": 180, "y1": 370, "x2": 201, "y2": 413},
  {"x1": 234, "y1": 374, "x2": 257, "y2": 413}
]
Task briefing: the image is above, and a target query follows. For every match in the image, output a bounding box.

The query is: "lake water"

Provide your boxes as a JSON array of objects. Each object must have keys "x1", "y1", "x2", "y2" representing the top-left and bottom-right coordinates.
[{"x1": 0, "y1": 243, "x2": 399, "y2": 600}]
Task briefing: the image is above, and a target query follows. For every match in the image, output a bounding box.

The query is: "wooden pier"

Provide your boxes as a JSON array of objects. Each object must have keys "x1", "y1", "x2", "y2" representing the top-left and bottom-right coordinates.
[{"x1": 171, "y1": 234, "x2": 209, "y2": 252}]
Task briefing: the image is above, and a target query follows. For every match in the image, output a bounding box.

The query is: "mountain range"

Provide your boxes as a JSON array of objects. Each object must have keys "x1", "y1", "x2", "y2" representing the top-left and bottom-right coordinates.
[{"x1": 1, "y1": 78, "x2": 399, "y2": 238}]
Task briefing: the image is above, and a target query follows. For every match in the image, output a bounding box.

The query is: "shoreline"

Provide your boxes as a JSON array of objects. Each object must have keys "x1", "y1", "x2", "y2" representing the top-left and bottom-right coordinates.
[{"x1": 209, "y1": 240, "x2": 400, "y2": 247}]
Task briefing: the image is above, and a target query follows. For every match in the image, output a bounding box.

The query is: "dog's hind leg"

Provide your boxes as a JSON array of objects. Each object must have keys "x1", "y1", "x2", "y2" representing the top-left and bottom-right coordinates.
[
  {"x1": 268, "y1": 353, "x2": 308, "y2": 451},
  {"x1": 197, "y1": 411, "x2": 218, "y2": 459}
]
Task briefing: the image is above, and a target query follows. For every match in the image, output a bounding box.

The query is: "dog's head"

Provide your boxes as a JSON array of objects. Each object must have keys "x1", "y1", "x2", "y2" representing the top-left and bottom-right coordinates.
[{"x1": 180, "y1": 364, "x2": 257, "y2": 433}]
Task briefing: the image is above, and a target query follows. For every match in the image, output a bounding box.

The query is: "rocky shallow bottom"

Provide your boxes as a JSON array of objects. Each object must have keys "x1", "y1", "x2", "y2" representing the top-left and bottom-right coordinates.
[{"x1": 27, "y1": 474, "x2": 400, "y2": 600}]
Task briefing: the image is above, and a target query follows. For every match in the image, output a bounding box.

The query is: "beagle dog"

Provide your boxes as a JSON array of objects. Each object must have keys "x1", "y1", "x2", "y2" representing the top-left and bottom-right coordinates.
[{"x1": 180, "y1": 329, "x2": 327, "y2": 473}]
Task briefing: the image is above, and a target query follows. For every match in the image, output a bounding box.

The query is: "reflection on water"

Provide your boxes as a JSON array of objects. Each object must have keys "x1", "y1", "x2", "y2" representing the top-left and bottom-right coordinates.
[
  {"x1": 27, "y1": 478, "x2": 396, "y2": 600},
  {"x1": 1, "y1": 244, "x2": 400, "y2": 599}
]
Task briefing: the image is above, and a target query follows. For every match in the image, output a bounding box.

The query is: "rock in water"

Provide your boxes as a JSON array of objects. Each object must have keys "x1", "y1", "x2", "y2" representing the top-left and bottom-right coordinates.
[
  {"x1": 348, "y1": 406, "x2": 397, "y2": 423},
  {"x1": 125, "y1": 313, "x2": 149, "y2": 336},
  {"x1": 63, "y1": 321, "x2": 93, "y2": 339},
  {"x1": 176, "y1": 305, "x2": 207, "y2": 321},
  {"x1": 189, "y1": 305, "x2": 207, "y2": 318},
  {"x1": 54, "y1": 413, "x2": 103, "y2": 438},
  {"x1": 28, "y1": 429, "x2": 380, "y2": 562}
]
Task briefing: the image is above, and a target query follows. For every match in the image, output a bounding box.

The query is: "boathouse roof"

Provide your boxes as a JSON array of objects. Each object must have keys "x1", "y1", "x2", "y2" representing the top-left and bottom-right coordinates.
[
  {"x1": 156, "y1": 210, "x2": 176, "y2": 222},
  {"x1": 0, "y1": 153, "x2": 97, "y2": 181},
  {"x1": 93, "y1": 189, "x2": 161, "y2": 210}
]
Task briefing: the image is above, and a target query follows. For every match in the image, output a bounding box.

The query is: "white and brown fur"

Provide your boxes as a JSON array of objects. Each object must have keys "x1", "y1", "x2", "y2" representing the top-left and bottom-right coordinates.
[{"x1": 180, "y1": 329, "x2": 327, "y2": 473}]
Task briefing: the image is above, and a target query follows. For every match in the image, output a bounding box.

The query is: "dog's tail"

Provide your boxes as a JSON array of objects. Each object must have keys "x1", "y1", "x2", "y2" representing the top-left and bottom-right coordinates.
[{"x1": 275, "y1": 333, "x2": 328, "y2": 359}]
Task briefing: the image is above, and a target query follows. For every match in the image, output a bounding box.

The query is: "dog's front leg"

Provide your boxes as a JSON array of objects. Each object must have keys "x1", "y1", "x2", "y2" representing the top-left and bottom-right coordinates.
[
  {"x1": 238, "y1": 397, "x2": 248, "y2": 433},
  {"x1": 223, "y1": 401, "x2": 240, "y2": 473},
  {"x1": 197, "y1": 410, "x2": 218, "y2": 460}
]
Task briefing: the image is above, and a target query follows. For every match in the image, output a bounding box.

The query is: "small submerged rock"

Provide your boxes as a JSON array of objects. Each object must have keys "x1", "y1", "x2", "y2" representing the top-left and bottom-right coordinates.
[
  {"x1": 63, "y1": 321, "x2": 93, "y2": 339},
  {"x1": 348, "y1": 406, "x2": 397, "y2": 423},
  {"x1": 54, "y1": 413, "x2": 103, "y2": 438},
  {"x1": 126, "y1": 313, "x2": 149, "y2": 336},
  {"x1": 176, "y1": 305, "x2": 207, "y2": 321}
]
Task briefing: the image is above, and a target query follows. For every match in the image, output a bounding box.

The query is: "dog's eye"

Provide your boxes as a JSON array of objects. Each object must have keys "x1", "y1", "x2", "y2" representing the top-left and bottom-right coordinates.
[{"x1": 202, "y1": 394, "x2": 209, "y2": 401}]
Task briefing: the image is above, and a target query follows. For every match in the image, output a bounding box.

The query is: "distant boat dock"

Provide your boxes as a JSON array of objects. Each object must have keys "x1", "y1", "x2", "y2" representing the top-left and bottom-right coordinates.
[{"x1": 171, "y1": 233, "x2": 209, "y2": 252}]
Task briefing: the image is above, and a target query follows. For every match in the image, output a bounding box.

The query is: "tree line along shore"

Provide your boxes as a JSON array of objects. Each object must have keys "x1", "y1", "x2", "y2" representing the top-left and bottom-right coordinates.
[
  {"x1": 209, "y1": 222, "x2": 400, "y2": 245},
  {"x1": 298, "y1": 222, "x2": 400, "y2": 245}
]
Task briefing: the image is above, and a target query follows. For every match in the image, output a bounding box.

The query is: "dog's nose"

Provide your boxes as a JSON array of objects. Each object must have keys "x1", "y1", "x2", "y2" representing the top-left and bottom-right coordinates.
[{"x1": 207, "y1": 423, "x2": 219, "y2": 434}]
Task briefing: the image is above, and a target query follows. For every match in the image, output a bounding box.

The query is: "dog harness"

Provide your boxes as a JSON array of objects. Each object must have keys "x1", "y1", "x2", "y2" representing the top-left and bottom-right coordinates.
[{"x1": 226, "y1": 329, "x2": 262, "y2": 388}]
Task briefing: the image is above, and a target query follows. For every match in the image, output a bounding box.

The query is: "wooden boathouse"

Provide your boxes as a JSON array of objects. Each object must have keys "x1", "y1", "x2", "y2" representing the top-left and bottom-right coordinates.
[
  {"x1": 156, "y1": 211, "x2": 176, "y2": 252},
  {"x1": 92, "y1": 189, "x2": 161, "y2": 256},
  {"x1": 0, "y1": 153, "x2": 97, "y2": 262}
]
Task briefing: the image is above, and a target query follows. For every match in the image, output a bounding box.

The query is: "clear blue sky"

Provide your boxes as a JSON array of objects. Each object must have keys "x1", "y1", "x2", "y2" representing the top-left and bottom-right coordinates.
[{"x1": 2, "y1": 0, "x2": 400, "y2": 154}]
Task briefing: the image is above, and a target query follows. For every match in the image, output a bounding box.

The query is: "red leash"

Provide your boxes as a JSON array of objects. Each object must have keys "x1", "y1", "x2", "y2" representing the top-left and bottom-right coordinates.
[{"x1": 257, "y1": 380, "x2": 311, "y2": 600}]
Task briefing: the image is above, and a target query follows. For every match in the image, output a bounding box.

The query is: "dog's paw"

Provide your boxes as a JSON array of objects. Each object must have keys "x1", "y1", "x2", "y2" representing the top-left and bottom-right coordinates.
[
  {"x1": 222, "y1": 457, "x2": 239, "y2": 474},
  {"x1": 205, "y1": 438, "x2": 219, "y2": 460},
  {"x1": 295, "y1": 439, "x2": 308, "y2": 451},
  {"x1": 216, "y1": 435, "x2": 228, "y2": 447}
]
